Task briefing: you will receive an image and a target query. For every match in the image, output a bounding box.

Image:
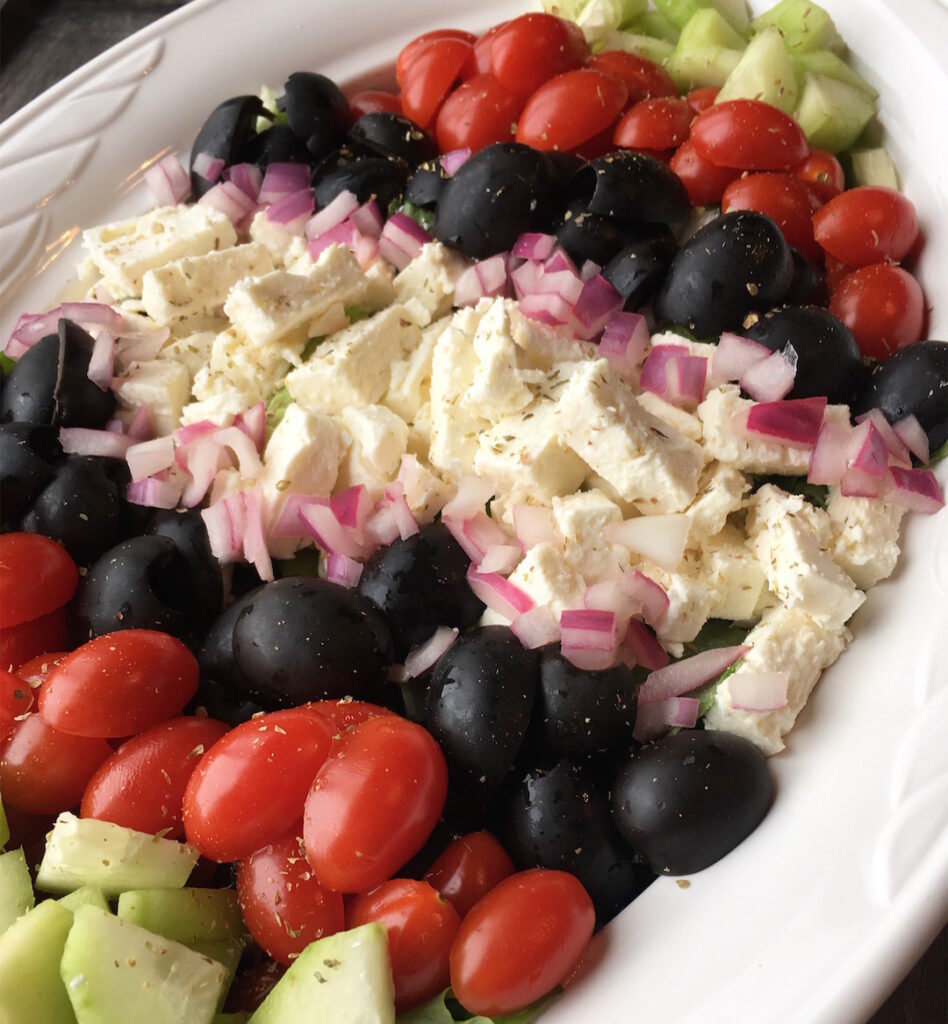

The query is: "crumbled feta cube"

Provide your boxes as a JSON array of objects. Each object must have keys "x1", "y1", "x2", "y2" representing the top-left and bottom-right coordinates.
[
  {"x1": 394, "y1": 242, "x2": 466, "y2": 326},
  {"x1": 207, "y1": 327, "x2": 288, "y2": 403},
  {"x1": 639, "y1": 553, "x2": 715, "y2": 643},
  {"x1": 552, "y1": 489, "x2": 629, "y2": 583},
  {"x1": 826, "y1": 489, "x2": 906, "y2": 590},
  {"x1": 340, "y1": 405, "x2": 409, "y2": 481},
  {"x1": 507, "y1": 542, "x2": 586, "y2": 617},
  {"x1": 635, "y1": 390, "x2": 704, "y2": 442},
  {"x1": 258, "y1": 403, "x2": 345, "y2": 506},
  {"x1": 685, "y1": 462, "x2": 750, "y2": 543},
  {"x1": 183, "y1": 372, "x2": 254, "y2": 426},
  {"x1": 158, "y1": 328, "x2": 219, "y2": 380},
  {"x1": 249, "y1": 210, "x2": 298, "y2": 265},
  {"x1": 383, "y1": 315, "x2": 445, "y2": 423},
  {"x1": 113, "y1": 358, "x2": 190, "y2": 434},
  {"x1": 462, "y1": 299, "x2": 537, "y2": 419},
  {"x1": 702, "y1": 524, "x2": 768, "y2": 622},
  {"x1": 397, "y1": 455, "x2": 454, "y2": 525}
]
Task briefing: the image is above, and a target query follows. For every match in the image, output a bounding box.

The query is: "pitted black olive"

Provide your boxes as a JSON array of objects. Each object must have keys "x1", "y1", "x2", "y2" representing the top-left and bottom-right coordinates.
[
  {"x1": 555, "y1": 201, "x2": 633, "y2": 268},
  {"x1": 404, "y1": 160, "x2": 450, "y2": 208},
  {"x1": 654, "y1": 211, "x2": 794, "y2": 338},
  {"x1": 232, "y1": 577, "x2": 394, "y2": 706},
  {"x1": 544, "y1": 151, "x2": 585, "y2": 189},
  {"x1": 785, "y1": 248, "x2": 829, "y2": 308},
  {"x1": 744, "y1": 305, "x2": 865, "y2": 404},
  {"x1": 503, "y1": 760, "x2": 652, "y2": 924},
  {"x1": 197, "y1": 586, "x2": 262, "y2": 698},
  {"x1": 358, "y1": 522, "x2": 485, "y2": 660},
  {"x1": 281, "y1": 72, "x2": 349, "y2": 156},
  {"x1": 189, "y1": 96, "x2": 267, "y2": 196},
  {"x1": 349, "y1": 112, "x2": 438, "y2": 166},
  {"x1": 73, "y1": 535, "x2": 198, "y2": 642},
  {"x1": 433, "y1": 143, "x2": 563, "y2": 260},
  {"x1": 313, "y1": 157, "x2": 409, "y2": 211},
  {"x1": 185, "y1": 677, "x2": 263, "y2": 727},
  {"x1": 427, "y1": 626, "x2": 538, "y2": 790},
  {"x1": 1, "y1": 320, "x2": 115, "y2": 428},
  {"x1": 611, "y1": 730, "x2": 773, "y2": 875},
  {"x1": 603, "y1": 227, "x2": 678, "y2": 311},
  {"x1": 21, "y1": 456, "x2": 121, "y2": 565},
  {"x1": 0, "y1": 422, "x2": 61, "y2": 529},
  {"x1": 571, "y1": 151, "x2": 691, "y2": 228},
  {"x1": 238, "y1": 124, "x2": 312, "y2": 169},
  {"x1": 852, "y1": 341, "x2": 948, "y2": 450},
  {"x1": 99, "y1": 459, "x2": 154, "y2": 540},
  {"x1": 147, "y1": 508, "x2": 224, "y2": 632}
]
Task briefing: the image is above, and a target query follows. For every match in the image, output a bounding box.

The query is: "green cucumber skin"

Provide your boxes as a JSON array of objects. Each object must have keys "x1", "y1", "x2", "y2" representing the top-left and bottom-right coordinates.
[
  {"x1": 0, "y1": 900, "x2": 76, "y2": 1024},
  {"x1": 0, "y1": 848, "x2": 34, "y2": 935}
]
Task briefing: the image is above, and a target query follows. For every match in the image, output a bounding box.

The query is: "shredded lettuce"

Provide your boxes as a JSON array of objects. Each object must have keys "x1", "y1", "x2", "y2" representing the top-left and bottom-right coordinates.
[
  {"x1": 390, "y1": 199, "x2": 435, "y2": 233},
  {"x1": 675, "y1": 619, "x2": 750, "y2": 724},
  {"x1": 265, "y1": 387, "x2": 292, "y2": 439},
  {"x1": 397, "y1": 988, "x2": 559, "y2": 1024},
  {"x1": 275, "y1": 547, "x2": 322, "y2": 578},
  {"x1": 752, "y1": 474, "x2": 829, "y2": 509},
  {"x1": 344, "y1": 304, "x2": 371, "y2": 324},
  {"x1": 929, "y1": 437, "x2": 948, "y2": 465},
  {"x1": 0, "y1": 352, "x2": 15, "y2": 378}
]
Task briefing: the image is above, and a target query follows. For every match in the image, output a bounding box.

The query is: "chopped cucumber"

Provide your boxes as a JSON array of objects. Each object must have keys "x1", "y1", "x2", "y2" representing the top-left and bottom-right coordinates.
[
  {"x1": 624, "y1": 10, "x2": 681, "y2": 42},
  {"x1": 36, "y1": 812, "x2": 199, "y2": 899},
  {"x1": 574, "y1": 0, "x2": 647, "y2": 45},
  {"x1": 677, "y1": 7, "x2": 747, "y2": 49},
  {"x1": 654, "y1": 0, "x2": 751, "y2": 34},
  {"x1": 60, "y1": 885, "x2": 111, "y2": 915},
  {"x1": 794, "y1": 50, "x2": 878, "y2": 98},
  {"x1": 601, "y1": 29, "x2": 676, "y2": 63},
  {"x1": 751, "y1": 0, "x2": 845, "y2": 55},
  {"x1": 665, "y1": 45, "x2": 742, "y2": 89},
  {"x1": 716, "y1": 25, "x2": 797, "y2": 113},
  {"x1": 793, "y1": 73, "x2": 876, "y2": 153},
  {"x1": 849, "y1": 147, "x2": 900, "y2": 189},
  {"x1": 0, "y1": 900, "x2": 76, "y2": 1024},
  {"x1": 0, "y1": 848, "x2": 34, "y2": 934},
  {"x1": 117, "y1": 888, "x2": 247, "y2": 946}
]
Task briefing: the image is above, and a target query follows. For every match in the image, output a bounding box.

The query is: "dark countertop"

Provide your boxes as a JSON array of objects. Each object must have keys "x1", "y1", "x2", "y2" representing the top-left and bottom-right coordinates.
[{"x1": 1, "y1": 1, "x2": 945, "y2": 1020}]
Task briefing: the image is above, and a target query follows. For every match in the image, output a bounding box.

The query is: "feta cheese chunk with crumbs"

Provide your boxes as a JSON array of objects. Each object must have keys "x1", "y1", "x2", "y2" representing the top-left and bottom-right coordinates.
[
  {"x1": 394, "y1": 242, "x2": 466, "y2": 326},
  {"x1": 113, "y1": 359, "x2": 190, "y2": 434},
  {"x1": 182, "y1": 374, "x2": 253, "y2": 426},
  {"x1": 746, "y1": 484, "x2": 864, "y2": 631},
  {"x1": 158, "y1": 329, "x2": 218, "y2": 380},
  {"x1": 83, "y1": 205, "x2": 237, "y2": 298},
  {"x1": 258, "y1": 404, "x2": 345, "y2": 507},
  {"x1": 506, "y1": 300, "x2": 597, "y2": 370},
  {"x1": 249, "y1": 211, "x2": 298, "y2": 266},
  {"x1": 382, "y1": 316, "x2": 445, "y2": 423},
  {"x1": 685, "y1": 462, "x2": 750, "y2": 543},
  {"x1": 206, "y1": 327, "x2": 288, "y2": 403},
  {"x1": 397, "y1": 456, "x2": 454, "y2": 525},
  {"x1": 507, "y1": 542, "x2": 585, "y2": 618},
  {"x1": 826, "y1": 489, "x2": 906, "y2": 590},
  {"x1": 635, "y1": 391, "x2": 703, "y2": 442},
  {"x1": 141, "y1": 242, "x2": 274, "y2": 324},
  {"x1": 702, "y1": 524, "x2": 768, "y2": 622},
  {"x1": 553, "y1": 489, "x2": 629, "y2": 583},
  {"x1": 340, "y1": 405, "x2": 409, "y2": 481},
  {"x1": 639, "y1": 554, "x2": 715, "y2": 644},
  {"x1": 554, "y1": 359, "x2": 704, "y2": 513},
  {"x1": 462, "y1": 299, "x2": 537, "y2": 419},
  {"x1": 705, "y1": 605, "x2": 850, "y2": 755}
]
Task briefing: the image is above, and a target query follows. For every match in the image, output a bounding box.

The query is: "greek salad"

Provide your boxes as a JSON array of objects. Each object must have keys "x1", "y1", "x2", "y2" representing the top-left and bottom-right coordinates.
[{"x1": 1, "y1": 0, "x2": 947, "y2": 1022}]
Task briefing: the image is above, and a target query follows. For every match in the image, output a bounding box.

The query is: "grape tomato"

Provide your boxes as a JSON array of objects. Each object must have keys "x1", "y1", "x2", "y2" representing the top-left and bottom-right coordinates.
[
  {"x1": 489, "y1": 14, "x2": 589, "y2": 99},
  {"x1": 424, "y1": 830, "x2": 515, "y2": 917},
  {"x1": 516, "y1": 69, "x2": 627, "y2": 153},
  {"x1": 0, "y1": 532, "x2": 78, "y2": 629},
  {"x1": 813, "y1": 185, "x2": 920, "y2": 266},
  {"x1": 689, "y1": 99, "x2": 809, "y2": 170}
]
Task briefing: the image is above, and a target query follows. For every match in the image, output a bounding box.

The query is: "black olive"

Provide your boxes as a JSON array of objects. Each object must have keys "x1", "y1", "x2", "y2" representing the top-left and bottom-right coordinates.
[
  {"x1": 0, "y1": 422, "x2": 60, "y2": 528},
  {"x1": 21, "y1": 456, "x2": 121, "y2": 565},
  {"x1": 281, "y1": 72, "x2": 349, "y2": 157},
  {"x1": 555, "y1": 200, "x2": 633, "y2": 268},
  {"x1": 744, "y1": 305, "x2": 865, "y2": 404},
  {"x1": 571, "y1": 151, "x2": 691, "y2": 228},
  {"x1": 852, "y1": 341, "x2": 948, "y2": 450},
  {"x1": 349, "y1": 112, "x2": 437, "y2": 166},
  {"x1": 313, "y1": 157, "x2": 409, "y2": 211},
  {"x1": 433, "y1": 143, "x2": 562, "y2": 260},
  {"x1": 611, "y1": 730, "x2": 773, "y2": 875},
  {"x1": 232, "y1": 577, "x2": 394, "y2": 707},
  {"x1": 73, "y1": 535, "x2": 197, "y2": 643},
  {"x1": 238, "y1": 124, "x2": 312, "y2": 169},
  {"x1": 101, "y1": 459, "x2": 154, "y2": 540},
  {"x1": 785, "y1": 248, "x2": 829, "y2": 308},
  {"x1": 185, "y1": 677, "x2": 263, "y2": 727},
  {"x1": 147, "y1": 508, "x2": 224, "y2": 633},
  {"x1": 426, "y1": 626, "x2": 537, "y2": 790},
  {"x1": 358, "y1": 522, "x2": 485, "y2": 660},
  {"x1": 503, "y1": 760, "x2": 653, "y2": 924},
  {"x1": 1, "y1": 320, "x2": 115, "y2": 428},
  {"x1": 603, "y1": 227, "x2": 678, "y2": 311},
  {"x1": 654, "y1": 211, "x2": 794, "y2": 338},
  {"x1": 545, "y1": 151, "x2": 586, "y2": 189},
  {"x1": 404, "y1": 160, "x2": 450, "y2": 208},
  {"x1": 197, "y1": 587, "x2": 262, "y2": 698},
  {"x1": 189, "y1": 96, "x2": 267, "y2": 196}
]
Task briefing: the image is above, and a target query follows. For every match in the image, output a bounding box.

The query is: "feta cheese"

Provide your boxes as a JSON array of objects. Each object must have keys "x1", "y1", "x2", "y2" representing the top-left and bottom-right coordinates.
[
  {"x1": 826, "y1": 489, "x2": 906, "y2": 590},
  {"x1": 249, "y1": 210, "x2": 299, "y2": 265},
  {"x1": 113, "y1": 358, "x2": 190, "y2": 434},
  {"x1": 507, "y1": 542, "x2": 586, "y2": 617},
  {"x1": 181, "y1": 373, "x2": 253, "y2": 426},
  {"x1": 702, "y1": 523, "x2": 768, "y2": 622},
  {"x1": 397, "y1": 455, "x2": 454, "y2": 525},
  {"x1": 639, "y1": 553, "x2": 715, "y2": 643},
  {"x1": 382, "y1": 315, "x2": 445, "y2": 423},
  {"x1": 258, "y1": 403, "x2": 346, "y2": 506},
  {"x1": 462, "y1": 299, "x2": 537, "y2": 419},
  {"x1": 635, "y1": 390, "x2": 703, "y2": 442},
  {"x1": 157, "y1": 328, "x2": 218, "y2": 380},
  {"x1": 506, "y1": 300, "x2": 597, "y2": 370},
  {"x1": 340, "y1": 405, "x2": 409, "y2": 481},
  {"x1": 552, "y1": 489, "x2": 629, "y2": 583},
  {"x1": 685, "y1": 462, "x2": 750, "y2": 543},
  {"x1": 393, "y1": 242, "x2": 466, "y2": 326},
  {"x1": 206, "y1": 327, "x2": 288, "y2": 404}
]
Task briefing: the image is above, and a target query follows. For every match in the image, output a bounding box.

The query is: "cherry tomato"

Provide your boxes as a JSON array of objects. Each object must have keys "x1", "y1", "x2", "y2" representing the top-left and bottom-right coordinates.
[
  {"x1": 80, "y1": 716, "x2": 229, "y2": 837},
  {"x1": 303, "y1": 716, "x2": 448, "y2": 893},
  {"x1": 516, "y1": 69, "x2": 627, "y2": 153},
  {"x1": 348, "y1": 90, "x2": 402, "y2": 120},
  {"x1": 424, "y1": 830, "x2": 515, "y2": 918},
  {"x1": 435, "y1": 73, "x2": 522, "y2": 154},
  {"x1": 614, "y1": 97, "x2": 693, "y2": 152},
  {"x1": 306, "y1": 698, "x2": 393, "y2": 754},
  {"x1": 13, "y1": 651, "x2": 68, "y2": 687},
  {"x1": 721, "y1": 173, "x2": 823, "y2": 263},
  {"x1": 686, "y1": 86, "x2": 719, "y2": 115},
  {"x1": 824, "y1": 254, "x2": 855, "y2": 293},
  {"x1": 467, "y1": 22, "x2": 509, "y2": 79},
  {"x1": 690, "y1": 99, "x2": 809, "y2": 171},
  {"x1": 237, "y1": 828, "x2": 345, "y2": 965},
  {"x1": 490, "y1": 14, "x2": 589, "y2": 99},
  {"x1": 0, "y1": 669, "x2": 32, "y2": 741},
  {"x1": 669, "y1": 139, "x2": 741, "y2": 206},
  {"x1": 449, "y1": 869, "x2": 595, "y2": 1016},
  {"x1": 395, "y1": 29, "x2": 476, "y2": 87},
  {"x1": 39, "y1": 630, "x2": 199, "y2": 738},
  {"x1": 586, "y1": 51, "x2": 677, "y2": 104},
  {"x1": 0, "y1": 711, "x2": 112, "y2": 813},
  {"x1": 829, "y1": 263, "x2": 925, "y2": 360},
  {"x1": 792, "y1": 148, "x2": 845, "y2": 202},
  {"x1": 347, "y1": 879, "x2": 461, "y2": 1011},
  {"x1": 400, "y1": 37, "x2": 474, "y2": 129},
  {"x1": 0, "y1": 533, "x2": 78, "y2": 629},
  {"x1": 813, "y1": 186, "x2": 920, "y2": 267},
  {"x1": 183, "y1": 707, "x2": 332, "y2": 862},
  {"x1": 1, "y1": 605, "x2": 70, "y2": 675}
]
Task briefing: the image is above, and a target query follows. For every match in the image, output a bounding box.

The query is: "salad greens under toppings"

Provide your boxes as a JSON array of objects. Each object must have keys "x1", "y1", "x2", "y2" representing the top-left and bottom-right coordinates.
[{"x1": 397, "y1": 988, "x2": 559, "y2": 1024}]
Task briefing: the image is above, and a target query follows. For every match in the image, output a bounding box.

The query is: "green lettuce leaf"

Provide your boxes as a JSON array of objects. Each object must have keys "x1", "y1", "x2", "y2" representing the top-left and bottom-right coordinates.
[
  {"x1": 265, "y1": 387, "x2": 292, "y2": 439},
  {"x1": 344, "y1": 304, "x2": 371, "y2": 324},
  {"x1": 397, "y1": 988, "x2": 559, "y2": 1024},
  {"x1": 929, "y1": 437, "x2": 948, "y2": 465},
  {"x1": 751, "y1": 474, "x2": 829, "y2": 509},
  {"x1": 275, "y1": 547, "x2": 321, "y2": 578},
  {"x1": 389, "y1": 199, "x2": 435, "y2": 234},
  {"x1": 0, "y1": 352, "x2": 15, "y2": 379}
]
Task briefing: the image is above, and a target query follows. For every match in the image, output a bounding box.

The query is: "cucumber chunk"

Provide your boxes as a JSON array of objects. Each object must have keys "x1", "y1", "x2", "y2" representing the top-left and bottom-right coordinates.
[
  {"x1": 795, "y1": 50, "x2": 878, "y2": 98},
  {"x1": 624, "y1": 10, "x2": 681, "y2": 42},
  {"x1": 601, "y1": 30, "x2": 676, "y2": 63},
  {"x1": 677, "y1": 7, "x2": 747, "y2": 49},
  {"x1": 117, "y1": 888, "x2": 247, "y2": 945},
  {"x1": 654, "y1": 0, "x2": 751, "y2": 34},
  {"x1": 0, "y1": 900, "x2": 76, "y2": 1024},
  {"x1": 665, "y1": 46, "x2": 742, "y2": 89},
  {"x1": 751, "y1": 0, "x2": 845, "y2": 55},
  {"x1": 849, "y1": 148, "x2": 900, "y2": 189},
  {"x1": 59, "y1": 885, "x2": 111, "y2": 914},
  {"x1": 60, "y1": 905, "x2": 226, "y2": 1024},
  {"x1": 793, "y1": 73, "x2": 876, "y2": 153},
  {"x1": 0, "y1": 847, "x2": 34, "y2": 934},
  {"x1": 717, "y1": 25, "x2": 797, "y2": 113},
  {"x1": 36, "y1": 812, "x2": 199, "y2": 898},
  {"x1": 248, "y1": 923, "x2": 395, "y2": 1024}
]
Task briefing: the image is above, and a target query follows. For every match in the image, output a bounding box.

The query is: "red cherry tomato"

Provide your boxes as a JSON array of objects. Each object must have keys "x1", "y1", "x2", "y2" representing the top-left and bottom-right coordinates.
[
  {"x1": 516, "y1": 69, "x2": 627, "y2": 153},
  {"x1": 13, "y1": 651, "x2": 68, "y2": 687},
  {"x1": 435, "y1": 74, "x2": 522, "y2": 154},
  {"x1": 400, "y1": 38, "x2": 474, "y2": 129},
  {"x1": 237, "y1": 828, "x2": 345, "y2": 965},
  {"x1": 490, "y1": 14, "x2": 590, "y2": 99},
  {"x1": 39, "y1": 630, "x2": 199, "y2": 738},
  {"x1": 1, "y1": 606, "x2": 69, "y2": 674},
  {"x1": 829, "y1": 263, "x2": 925, "y2": 360},
  {"x1": 0, "y1": 711, "x2": 112, "y2": 813},
  {"x1": 306, "y1": 698, "x2": 393, "y2": 754},
  {"x1": 395, "y1": 29, "x2": 477, "y2": 87},
  {"x1": 348, "y1": 90, "x2": 402, "y2": 120},
  {"x1": 721, "y1": 173, "x2": 823, "y2": 263},
  {"x1": 824, "y1": 254, "x2": 855, "y2": 293},
  {"x1": 184, "y1": 707, "x2": 332, "y2": 862},
  {"x1": 614, "y1": 97, "x2": 693, "y2": 152},
  {"x1": 449, "y1": 869, "x2": 595, "y2": 1016},
  {"x1": 669, "y1": 139, "x2": 742, "y2": 205},
  {"x1": 686, "y1": 86, "x2": 719, "y2": 114},
  {"x1": 347, "y1": 879, "x2": 461, "y2": 1011},
  {"x1": 0, "y1": 669, "x2": 33, "y2": 741},
  {"x1": 303, "y1": 716, "x2": 447, "y2": 893},
  {"x1": 813, "y1": 186, "x2": 920, "y2": 267},
  {"x1": 467, "y1": 22, "x2": 509, "y2": 79},
  {"x1": 690, "y1": 99, "x2": 809, "y2": 171},
  {"x1": 586, "y1": 51, "x2": 677, "y2": 104},
  {"x1": 792, "y1": 148, "x2": 845, "y2": 202},
  {"x1": 0, "y1": 533, "x2": 78, "y2": 629},
  {"x1": 424, "y1": 830, "x2": 515, "y2": 918},
  {"x1": 80, "y1": 716, "x2": 229, "y2": 838}
]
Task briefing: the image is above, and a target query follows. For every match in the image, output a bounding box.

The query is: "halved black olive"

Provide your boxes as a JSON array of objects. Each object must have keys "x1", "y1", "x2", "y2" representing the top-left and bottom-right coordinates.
[
  {"x1": 281, "y1": 72, "x2": 349, "y2": 146},
  {"x1": 349, "y1": 112, "x2": 437, "y2": 165},
  {"x1": 555, "y1": 201, "x2": 633, "y2": 268},
  {"x1": 313, "y1": 156, "x2": 409, "y2": 211},
  {"x1": 0, "y1": 422, "x2": 60, "y2": 529},
  {"x1": 189, "y1": 96, "x2": 267, "y2": 196},
  {"x1": 239, "y1": 124, "x2": 312, "y2": 169},
  {"x1": 185, "y1": 677, "x2": 263, "y2": 728},
  {"x1": 147, "y1": 508, "x2": 224, "y2": 633},
  {"x1": 404, "y1": 160, "x2": 449, "y2": 208},
  {"x1": 545, "y1": 151, "x2": 585, "y2": 189},
  {"x1": 744, "y1": 305, "x2": 865, "y2": 404},
  {"x1": 603, "y1": 227, "x2": 678, "y2": 310},
  {"x1": 198, "y1": 587, "x2": 262, "y2": 698},
  {"x1": 785, "y1": 248, "x2": 829, "y2": 308},
  {"x1": 572, "y1": 151, "x2": 691, "y2": 228}
]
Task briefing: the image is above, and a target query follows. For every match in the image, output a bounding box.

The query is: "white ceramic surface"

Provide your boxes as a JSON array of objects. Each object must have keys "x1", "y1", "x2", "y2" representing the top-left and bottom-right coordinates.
[{"x1": 1, "y1": 1, "x2": 946, "y2": 1021}]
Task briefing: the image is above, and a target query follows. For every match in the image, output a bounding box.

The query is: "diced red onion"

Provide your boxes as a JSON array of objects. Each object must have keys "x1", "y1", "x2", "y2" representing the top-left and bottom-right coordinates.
[
  {"x1": 330, "y1": 484, "x2": 373, "y2": 533},
  {"x1": 710, "y1": 332, "x2": 770, "y2": 386},
  {"x1": 383, "y1": 483, "x2": 420, "y2": 541},
  {"x1": 856, "y1": 408, "x2": 911, "y2": 465},
  {"x1": 365, "y1": 504, "x2": 401, "y2": 547},
  {"x1": 299, "y1": 502, "x2": 364, "y2": 559},
  {"x1": 729, "y1": 671, "x2": 789, "y2": 712},
  {"x1": 305, "y1": 190, "x2": 359, "y2": 240},
  {"x1": 621, "y1": 619, "x2": 669, "y2": 670},
  {"x1": 840, "y1": 466, "x2": 884, "y2": 498},
  {"x1": 266, "y1": 188, "x2": 315, "y2": 233},
  {"x1": 234, "y1": 401, "x2": 266, "y2": 454},
  {"x1": 512, "y1": 262, "x2": 583, "y2": 305},
  {"x1": 126, "y1": 403, "x2": 155, "y2": 442},
  {"x1": 404, "y1": 626, "x2": 459, "y2": 679},
  {"x1": 128, "y1": 475, "x2": 182, "y2": 510},
  {"x1": 126, "y1": 435, "x2": 175, "y2": 482},
  {"x1": 59, "y1": 427, "x2": 132, "y2": 459},
  {"x1": 213, "y1": 426, "x2": 264, "y2": 477},
  {"x1": 445, "y1": 511, "x2": 509, "y2": 564},
  {"x1": 198, "y1": 180, "x2": 257, "y2": 230},
  {"x1": 224, "y1": 163, "x2": 263, "y2": 201},
  {"x1": 739, "y1": 346, "x2": 797, "y2": 403},
  {"x1": 7, "y1": 302, "x2": 126, "y2": 359},
  {"x1": 106, "y1": 420, "x2": 125, "y2": 435},
  {"x1": 258, "y1": 162, "x2": 311, "y2": 203},
  {"x1": 639, "y1": 344, "x2": 689, "y2": 398},
  {"x1": 620, "y1": 570, "x2": 669, "y2": 629},
  {"x1": 544, "y1": 247, "x2": 578, "y2": 276},
  {"x1": 886, "y1": 466, "x2": 945, "y2": 513},
  {"x1": 353, "y1": 234, "x2": 380, "y2": 271},
  {"x1": 580, "y1": 259, "x2": 602, "y2": 282},
  {"x1": 192, "y1": 151, "x2": 225, "y2": 184},
  {"x1": 201, "y1": 493, "x2": 246, "y2": 561},
  {"x1": 144, "y1": 153, "x2": 191, "y2": 207},
  {"x1": 560, "y1": 608, "x2": 618, "y2": 671},
  {"x1": 510, "y1": 604, "x2": 561, "y2": 649},
  {"x1": 172, "y1": 419, "x2": 217, "y2": 447},
  {"x1": 379, "y1": 213, "x2": 431, "y2": 271},
  {"x1": 571, "y1": 275, "x2": 623, "y2": 337},
  {"x1": 180, "y1": 435, "x2": 228, "y2": 508},
  {"x1": 326, "y1": 552, "x2": 364, "y2": 589},
  {"x1": 442, "y1": 475, "x2": 494, "y2": 521},
  {"x1": 478, "y1": 543, "x2": 522, "y2": 575},
  {"x1": 454, "y1": 255, "x2": 508, "y2": 307},
  {"x1": 599, "y1": 312, "x2": 649, "y2": 380},
  {"x1": 847, "y1": 419, "x2": 888, "y2": 479},
  {"x1": 892, "y1": 413, "x2": 929, "y2": 464},
  {"x1": 583, "y1": 579, "x2": 639, "y2": 638},
  {"x1": 744, "y1": 396, "x2": 827, "y2": 448},
  {"x1": 115, "y1": 327, "x2": 169, "y2": 366},
  {"x1": 512, "y1": 233, "x2": 556, "y2": 261},
  {"x1": 439, "y1": 148, "x2": 471, "y2": 176},
  {"x1": 350, "y1": 200, "x2": 384, "y2": 238},
  {"x1": 86, "y1": 332, "x2": 115, "y2": 390},
  {"x1": 606, "y1": 514, "x2": 690, "y2": 571},
  {"x1": 667, "y1": 353, "x2": 708, "y2": 406},
  {"x1": 271, "y1": 494, "x2": 327, "y2": 538},
  {"x1": 807, "y1": 420, "x2": 851, "y2": 486},
  {"x1": 516, "y1": 292, "x2": 575, "y2": 327},
  {"x1": 633, "y1": 697, "x2": 699, "y2": 742},
  {"x1": 638, "y1": 645, "x2": 749, "y2": 704},
  {"x1": 512, "y1": 504, "x2": 556, "y2": 550},
  {"x1": 241, "y1": 490, "x2": 274, "y2": 582},
  {"x1": 466, "y1": 566, "x2": 534, "y2": 620},
  {"x1": 307, "y1": 219, "x2": 362, "y2": 261}
]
